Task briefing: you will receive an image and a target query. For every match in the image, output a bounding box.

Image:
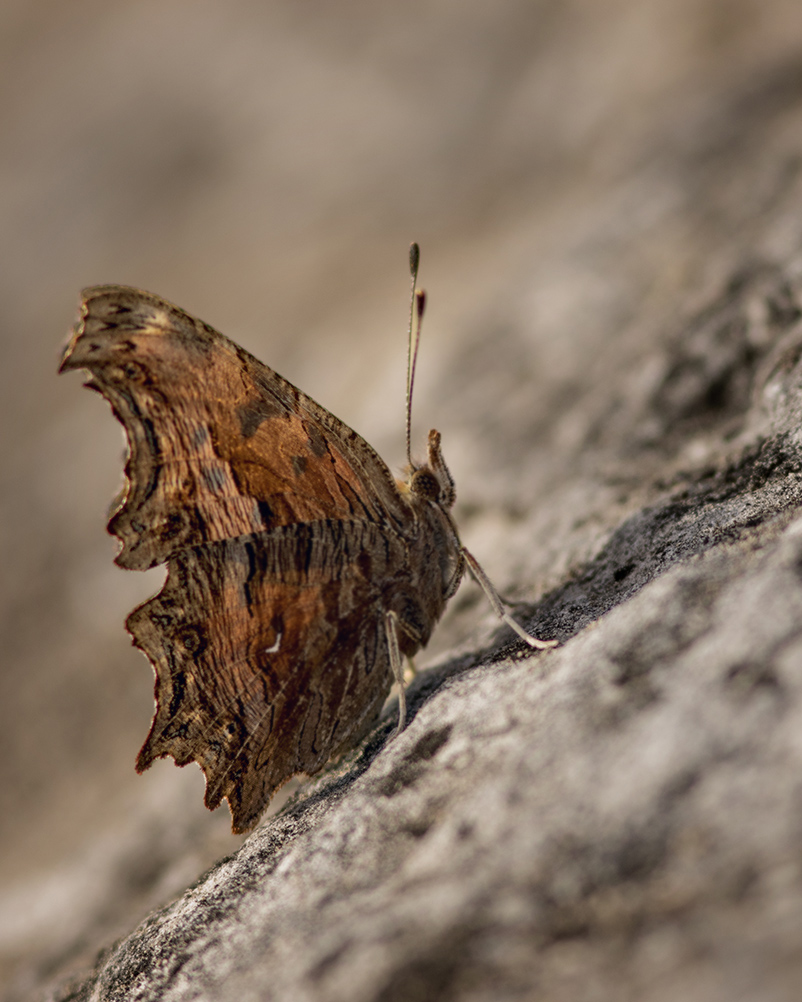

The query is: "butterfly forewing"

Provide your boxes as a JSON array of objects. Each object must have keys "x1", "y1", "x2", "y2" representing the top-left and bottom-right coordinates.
[{"x1": 59, "y1": 286, "x2": 410, "y2": 570}]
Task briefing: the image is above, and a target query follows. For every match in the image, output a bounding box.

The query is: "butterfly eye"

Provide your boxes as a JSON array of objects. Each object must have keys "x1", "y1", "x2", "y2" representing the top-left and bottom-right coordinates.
[{"x1": 409, "y1": 468, "x2": 440, "y2": 501}]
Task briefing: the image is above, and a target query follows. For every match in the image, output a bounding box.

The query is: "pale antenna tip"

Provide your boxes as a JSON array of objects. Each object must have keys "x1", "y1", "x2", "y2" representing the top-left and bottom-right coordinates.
[{"x1": 416, "y1": 288, "x2": 426, "y2": 318}]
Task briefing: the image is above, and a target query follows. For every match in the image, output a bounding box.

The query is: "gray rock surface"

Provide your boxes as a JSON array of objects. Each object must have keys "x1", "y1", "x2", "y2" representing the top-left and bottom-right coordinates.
[
  {"x1": 5, "y1": 2, "x2": 802, "y2": 1001},
  {"x1": 49, "y1": 389, "x2": 802, "y2": 1001}
]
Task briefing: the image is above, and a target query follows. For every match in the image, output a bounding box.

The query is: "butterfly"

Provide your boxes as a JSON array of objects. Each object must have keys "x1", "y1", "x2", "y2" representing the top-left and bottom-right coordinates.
[{"x1": 59, "y1": 245, "x2": 556, "y2": 833}]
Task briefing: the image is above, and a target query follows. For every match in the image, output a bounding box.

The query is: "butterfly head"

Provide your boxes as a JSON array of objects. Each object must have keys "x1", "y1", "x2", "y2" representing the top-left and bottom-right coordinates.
[{"x1": 406, "y1": 428, "x2": 456, "y2": 509}]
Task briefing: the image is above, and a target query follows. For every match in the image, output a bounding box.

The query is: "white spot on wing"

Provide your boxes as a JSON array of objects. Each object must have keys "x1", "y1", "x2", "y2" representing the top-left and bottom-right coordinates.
[{"x1": 264, "y1": 631, "x2": 282, "y2": 655}]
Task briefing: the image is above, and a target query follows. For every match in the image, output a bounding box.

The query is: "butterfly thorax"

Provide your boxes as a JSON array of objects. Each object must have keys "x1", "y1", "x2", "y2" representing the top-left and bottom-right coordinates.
[{"x1": 388, "y1": 428, "x2": 464, "y2": 655}]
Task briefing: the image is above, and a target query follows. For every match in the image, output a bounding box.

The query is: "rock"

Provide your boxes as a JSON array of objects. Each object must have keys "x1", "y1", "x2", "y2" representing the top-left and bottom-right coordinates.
[{"x1": 49, "y1": 421, "x2": 802, "y2": 1001}]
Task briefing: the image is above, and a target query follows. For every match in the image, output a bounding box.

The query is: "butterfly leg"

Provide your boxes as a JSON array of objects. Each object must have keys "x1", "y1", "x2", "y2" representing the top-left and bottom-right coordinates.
[
  {"x1": 461, "y1": 547, "x2": 558, "y2": 650},
  {"x1": 384, "y1": 609, "x2": 408, "y2": 739}
]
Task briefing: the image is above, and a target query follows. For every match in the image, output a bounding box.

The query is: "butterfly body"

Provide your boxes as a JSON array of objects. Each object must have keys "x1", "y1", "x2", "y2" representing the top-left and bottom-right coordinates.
[{"x1": 60, "y1": 285, "x2": 464, "y2": 832}]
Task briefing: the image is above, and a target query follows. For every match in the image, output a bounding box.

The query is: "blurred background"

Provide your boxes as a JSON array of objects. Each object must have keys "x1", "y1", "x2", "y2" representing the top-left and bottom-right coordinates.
[{"x1": 4, "y1": 0, "x2": 802, "y2": 993}]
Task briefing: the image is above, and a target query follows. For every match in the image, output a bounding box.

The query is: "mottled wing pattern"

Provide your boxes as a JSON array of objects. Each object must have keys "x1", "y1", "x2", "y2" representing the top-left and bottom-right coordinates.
[
  {"x1": 130, "y1": 521, "x2": 400, "y2": 832},
  {"x1": 59, "y1": 286, "x2": 409, "y2": 570},
  {"x1": 59, "y1": 286, "x2": 417, "y2": 831}
]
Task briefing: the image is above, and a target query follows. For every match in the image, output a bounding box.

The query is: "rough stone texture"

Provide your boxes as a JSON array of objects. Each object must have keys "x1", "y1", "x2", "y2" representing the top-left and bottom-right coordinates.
[
  {"x1": 6, "y1": 2, "x2": 802, "y2": 1001},
  {"x1": 45, "y1": 417, "x2": 802, "y2": 1002}
]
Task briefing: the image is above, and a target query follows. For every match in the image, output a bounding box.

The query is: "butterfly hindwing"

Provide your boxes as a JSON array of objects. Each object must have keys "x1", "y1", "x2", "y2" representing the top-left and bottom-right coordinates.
[{"x1": 129, "y1": 523, "x2": 399, "y2": 832}]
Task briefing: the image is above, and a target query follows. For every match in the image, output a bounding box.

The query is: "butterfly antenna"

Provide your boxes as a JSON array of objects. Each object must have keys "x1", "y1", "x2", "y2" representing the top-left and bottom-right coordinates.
[{"x1": 405, "y1": 242, "x2": 426, "y2": 467}]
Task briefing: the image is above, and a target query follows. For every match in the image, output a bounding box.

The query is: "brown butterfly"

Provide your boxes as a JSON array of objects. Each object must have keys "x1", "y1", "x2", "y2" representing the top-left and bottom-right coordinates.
[{"x1": 59, "y1": 245, "x2": 556, "y2": 833}]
